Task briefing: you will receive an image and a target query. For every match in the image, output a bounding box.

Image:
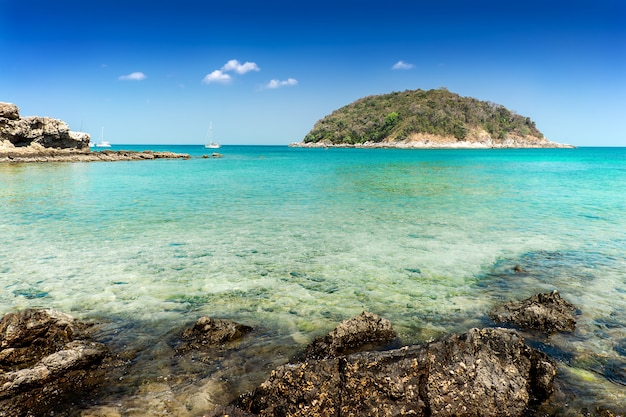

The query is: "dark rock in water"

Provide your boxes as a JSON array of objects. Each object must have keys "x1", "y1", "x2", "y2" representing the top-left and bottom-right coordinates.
[
  {"x1": 232, "y1": 327, "x2": 556, "y2": 417},
  {"x1": 489, "y1": 290, "x2": 577, "y2": 334},
  {"x1": 176, "y1": 317, "x2": 253, "y2": 354},
  {"x1": 0, "y1": 309, "x2": 107, "y2": 417},
  {"x1": 292, "y1": 311, "x2": 397, "y2": 362}
]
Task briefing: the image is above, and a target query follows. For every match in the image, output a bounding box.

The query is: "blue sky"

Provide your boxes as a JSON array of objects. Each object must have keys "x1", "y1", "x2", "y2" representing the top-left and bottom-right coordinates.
[{"x1": 1, "y1": 0, "x2": 624, "y2": 146}]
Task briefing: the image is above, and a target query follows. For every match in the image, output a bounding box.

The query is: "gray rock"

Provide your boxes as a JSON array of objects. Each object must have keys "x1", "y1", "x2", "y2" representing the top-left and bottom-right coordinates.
[{"x1": 489, "y1": 290, "x2": 577, "y2": 334}]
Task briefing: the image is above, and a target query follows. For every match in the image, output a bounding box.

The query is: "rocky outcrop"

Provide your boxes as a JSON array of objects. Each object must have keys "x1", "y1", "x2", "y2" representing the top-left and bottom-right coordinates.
[
  {"x1": 0, "y1": 309, "x2": 107, "y2": 417},
  {"x1": 489, "y1": 290, "x2": 577, "y2": 334},
  {"x1": 228, "y1": 327, "x2": 556, "y2": 417},
  {"x1": 293, "y1": 311, "x2": 397, "y2": 361},
  {"x1": 0, "y1": 102, "x2": 90, "y2": 150},
  {"x1": 176, "y1": 317, "x2": 253, "y2": 354},
  {"x1": 0, "y1": 102, "x2": 191, "y2": 162}
]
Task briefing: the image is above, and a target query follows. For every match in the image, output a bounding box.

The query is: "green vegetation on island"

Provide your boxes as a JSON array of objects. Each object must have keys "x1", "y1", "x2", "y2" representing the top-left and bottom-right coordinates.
[{"x1": 302, "y1": 88, "x2": 554, "y2": 147}]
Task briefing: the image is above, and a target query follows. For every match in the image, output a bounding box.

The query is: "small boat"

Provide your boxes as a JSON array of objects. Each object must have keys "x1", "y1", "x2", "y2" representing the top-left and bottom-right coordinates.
[
  {"x1": 204, "y1": 122, "x2": 220, "y2": 149},
  {"x1": 95, "y1": 127, "x2": 111, "y2": 147}
]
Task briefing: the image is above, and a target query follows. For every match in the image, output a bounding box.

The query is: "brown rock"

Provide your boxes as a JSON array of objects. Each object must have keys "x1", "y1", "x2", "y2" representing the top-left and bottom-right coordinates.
[
  {"x1": 0, "y1": 309, "x2": 107, "y2": 417},
  {"x1": 177, "y1": 317, "x2": 253, "y2": 354},
  {"x1": 489, "y1": 290, "x2": 577, "y2": 334},
  {"x1": 294, "y1": 311, "x2": 397, "y2": 361},
  {"x1": 235, "y1": 327, "x2": 556, "y2": 417}
]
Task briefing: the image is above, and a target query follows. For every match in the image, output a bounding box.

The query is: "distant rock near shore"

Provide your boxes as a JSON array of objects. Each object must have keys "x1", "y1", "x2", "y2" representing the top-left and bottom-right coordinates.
[
  {"x1": 0, "y1": 147, "x2": 191, "y2": 163},
  {"x1": 0, "y1": 102, "x2": 190, "y2": 162}
]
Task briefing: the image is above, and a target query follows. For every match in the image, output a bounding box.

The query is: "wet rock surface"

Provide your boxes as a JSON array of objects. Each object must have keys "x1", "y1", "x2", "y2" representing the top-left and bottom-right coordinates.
[
  {"x1": 176, "y1": 317, "x2": 253, "y2": 354},
  {"x1": 225, "y1": 327, "x2": 556, "y2": 417},
  {"x1": 293, "y1": 311, "x2": 397, "y2": 361},
  {"x1": 489, "y1": 290, "x2": 577, "y2": 333},
  {"x1": 0, "y1": 309, "x2": 107, "y2": 417}
]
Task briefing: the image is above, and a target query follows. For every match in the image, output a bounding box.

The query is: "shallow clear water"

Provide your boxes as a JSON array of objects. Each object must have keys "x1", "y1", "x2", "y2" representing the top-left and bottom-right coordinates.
[{"x1": 1, "y1": 146, "x2": 625, "y2": 414}]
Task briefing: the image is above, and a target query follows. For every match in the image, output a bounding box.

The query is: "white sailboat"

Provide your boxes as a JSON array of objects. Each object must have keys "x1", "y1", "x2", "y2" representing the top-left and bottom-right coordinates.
[
  {"x1": 95, "y1": 127, "x2": 111, "y2": 147},
  {"x1": 204, "y1": 122, "x2": 220, "y2": 149}
]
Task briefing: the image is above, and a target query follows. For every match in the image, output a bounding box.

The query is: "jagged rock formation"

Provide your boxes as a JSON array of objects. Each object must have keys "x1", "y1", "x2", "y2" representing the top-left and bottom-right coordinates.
[
  {"x1": 0, "y1": 102, "x2": 90, "y2": 150},
  {"x1": 293, "y1": 88, "x2": 573, "y2": 148}
]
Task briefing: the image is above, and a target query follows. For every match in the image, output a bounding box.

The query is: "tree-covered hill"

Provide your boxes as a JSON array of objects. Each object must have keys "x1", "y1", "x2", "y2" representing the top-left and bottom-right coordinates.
[{"x1": 300, "y1": 88, "x2": 564, "y2": 147}]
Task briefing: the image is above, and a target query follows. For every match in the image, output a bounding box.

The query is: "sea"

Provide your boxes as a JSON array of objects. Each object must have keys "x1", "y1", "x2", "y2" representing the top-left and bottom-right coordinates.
[{"x1": 1, "y1": 145, "x2": 625, "y2": 415}]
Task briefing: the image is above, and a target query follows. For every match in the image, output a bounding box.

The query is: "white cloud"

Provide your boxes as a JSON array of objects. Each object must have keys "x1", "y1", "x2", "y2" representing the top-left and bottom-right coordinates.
[
  {"x1": 392, "y1": 60, "x2": 415, "y2": 70},
  {"x1": 202, "y1": 70, "x2": 232, "y2": 84},
  {"x1": 264, "y1": 78, "x2": 298, "y2": 90},
  {"x1": 221, "y1": 59, "x2": 260, "y2": 74},
  {"x1": 118, "y1": 71, "x2": 147, "y2": 81},
  {"x1": 202, "y1": 59, "x2": 260, "y2": 85}
]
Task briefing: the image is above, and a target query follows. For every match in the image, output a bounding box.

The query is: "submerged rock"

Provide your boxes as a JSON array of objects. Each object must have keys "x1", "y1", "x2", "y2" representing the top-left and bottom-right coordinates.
[
  {"x1": 231, "y1": 327, "x2": 556, "y2": 417},
  {"x1": 489, "y1": 290, "x2": 577, "y2": 334},
  {"x1": 176, "y1": 317, "x2": 253, "y2": 354},
  {"x1": 0, "y1": 309, "x2": 107, "y2": 417},
  {"x1": 293, "y1": 311, "x2": 397, "y2": 361}
]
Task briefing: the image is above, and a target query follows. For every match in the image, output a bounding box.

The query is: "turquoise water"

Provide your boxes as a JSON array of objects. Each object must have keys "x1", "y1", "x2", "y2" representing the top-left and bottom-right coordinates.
[{"x1": 1, "y1": 146, "x2": 625, "y2": 414}]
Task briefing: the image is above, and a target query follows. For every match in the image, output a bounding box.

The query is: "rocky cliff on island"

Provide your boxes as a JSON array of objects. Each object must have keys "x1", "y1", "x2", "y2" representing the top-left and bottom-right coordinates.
[
  {"x1": 292, "y1": 88, "x2": 573, "y2": 149},
  {"x1": 0, "y1": 102, "x2": 190, "y2": 162}
]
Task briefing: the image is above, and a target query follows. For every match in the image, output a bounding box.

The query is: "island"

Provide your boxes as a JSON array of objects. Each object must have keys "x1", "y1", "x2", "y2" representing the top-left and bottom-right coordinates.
[
  {"x1": 0, "y1": 102, "x2": 190, "y2": 162},
  {"x1": 291, "y1": 88, "x2": 573, "y2": 149}
]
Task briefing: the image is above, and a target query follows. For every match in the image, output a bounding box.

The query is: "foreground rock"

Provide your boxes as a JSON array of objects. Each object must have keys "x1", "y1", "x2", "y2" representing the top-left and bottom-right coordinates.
[
  {"x1": 0, "y1": 309, "x2": 107, "y2": 417},
  {"x1": 222, "y1": 327, "x2": 556, "y2": 417},
  {"x1": 489, "y1": 290, "x2": 577, "y2": 334}
]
